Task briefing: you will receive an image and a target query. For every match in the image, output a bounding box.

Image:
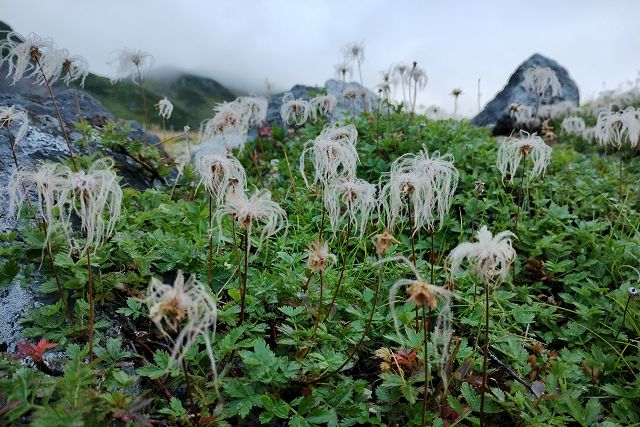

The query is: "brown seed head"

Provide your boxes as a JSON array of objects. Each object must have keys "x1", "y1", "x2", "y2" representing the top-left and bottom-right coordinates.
[
  {"x1": 407, "y1": 282, "x2": 438, "y2": 309},
  {"x1": 374, "y1": 229, "x2": 399, "y2": 257}
]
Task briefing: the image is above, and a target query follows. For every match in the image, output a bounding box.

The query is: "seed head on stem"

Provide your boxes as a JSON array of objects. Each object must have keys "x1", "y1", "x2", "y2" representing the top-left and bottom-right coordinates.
[
  {"x1": 496, "y1": 131, "x2": 552, "y2": 183},
  {"x1": 448, "y1": 225, "x2": 516, "y2": 286}
]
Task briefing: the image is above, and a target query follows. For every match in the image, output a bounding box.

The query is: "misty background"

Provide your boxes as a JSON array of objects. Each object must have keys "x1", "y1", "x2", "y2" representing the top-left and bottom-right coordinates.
[{"x1": 1, "y1": 0, "x2": 638, "y2": 117}]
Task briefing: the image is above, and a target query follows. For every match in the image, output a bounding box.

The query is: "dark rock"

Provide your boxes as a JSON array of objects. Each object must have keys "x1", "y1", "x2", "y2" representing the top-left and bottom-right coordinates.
[{"x1": 470, "y1": 53, "x2": 580, "y2": 135}]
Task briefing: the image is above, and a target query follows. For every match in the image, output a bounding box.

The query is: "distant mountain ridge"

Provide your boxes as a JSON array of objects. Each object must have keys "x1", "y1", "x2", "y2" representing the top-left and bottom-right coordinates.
[{"x1": 0, "y1": 20, "x2": 236, "y2": 129}]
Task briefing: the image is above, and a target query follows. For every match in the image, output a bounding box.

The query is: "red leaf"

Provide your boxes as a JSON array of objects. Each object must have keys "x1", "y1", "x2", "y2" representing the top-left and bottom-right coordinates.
[{"x1": 14, "y1": 338, "x2": 57, "y2": 364}]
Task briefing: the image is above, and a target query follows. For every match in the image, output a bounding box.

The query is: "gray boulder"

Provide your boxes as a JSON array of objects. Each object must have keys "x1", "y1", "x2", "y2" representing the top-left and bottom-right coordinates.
[
  {"x1": 470, "y1": 53, "x2": 580, "y2": 135},
  {"x1": 266, "y1": 79, "x2": 378, "y2": 126}
]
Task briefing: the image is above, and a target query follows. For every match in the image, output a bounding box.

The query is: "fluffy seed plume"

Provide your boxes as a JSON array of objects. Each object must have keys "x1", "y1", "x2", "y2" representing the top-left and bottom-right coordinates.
[
  {"x1": 0, "y1": 105, "x2": 29, "y2": 147},
  {"x1": 145, "y1": 270, "x2": 218, "y2": 380},
  {"x1": 323, "y1": 177, "x2": 376, "y2": 237},
  {"x1": 449, "y1": 226, "x2": 516, "y2": 286},
  {"x1": 108, "y1": 48, "x2": 154, "y2": 84},
  {"x1": 379, "y1": 148, "x2": 459, "y2": 233},
  {"x1": 594, "y1": 106, "x2": 640, "y2": 149},
  {"x1": 57, "y1": 158, "x2": 123, "y2": 254},
  {"x1": 299, "y1": 123, "x2": 359, "y2": 188},
  {"x1": 0, "y1": 31, "x2": 53, "y2": 84},
  {"x1": 7, "y1": 162, "x2": 66, "y2": 243},
  {"x1": 238, "y1": 96, "x2": 268, "y2": 128},
  {"x1": 199, "y1": 101, "x2": 249, "y2": 152},
  {"x1": 280, "y1": 92, "x2": 311, "y2": 126},
  {"x1": 334, "y1": 62, "x2": 353, "y2": 82},
  {"x1": 521, "y1": 66, "x2": 562, "y2": 98},
  {"x1": 310, "y1": 94, "x2": 337, "y2": 120},
  {"x1": 561, "y1": 116, "x2": 586, "y2": 136},
  {"x1": 61, "y1": 53, "x2": 89, "y2": 87},
  {"x1": 215, "y1": 188, "x2": 288, "y2": 251},
  {"x1": 156, "y1": 97, "x2": 173, "y2": 120},
  {"x1": 195, "y1": 153, "x2": 246, "y2": 206},
  {"x1": 306, "y1": 239, "x2": 336, "y2": 273},
  {"x1": 496, "y1": 131, "x2": 552, "y2": 182},
  {"x1": 376, "y1": 255, "x2": 454, "y2": 384}
]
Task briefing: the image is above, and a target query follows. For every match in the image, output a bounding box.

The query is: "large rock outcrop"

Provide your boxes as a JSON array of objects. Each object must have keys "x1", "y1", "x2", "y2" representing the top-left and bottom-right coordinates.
[{"x1": 471, "y1": 53, "x2": 580, "y2": 135}]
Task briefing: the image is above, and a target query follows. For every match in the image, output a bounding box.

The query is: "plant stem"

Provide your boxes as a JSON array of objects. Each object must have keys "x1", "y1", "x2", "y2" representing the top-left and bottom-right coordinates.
[
  {"x1": 421, "y1": 305, "x2": 432, "y2": 427},
  {"x1": 619, "y1": 148, "x2": 624, "y2": 199},
  {"x1": 136, "y1": 65, "x2": 148, "y2": 145},
  {"x1": 322, "y1": 220, "x2": 352, "y2": 323},
  {"x1": 312, "y1": 264, "x2": 382, "y2": 383},
  {"x1": 71, "y1": 84, "x2": 89, "y2": 144},
  {"x1": 513, "y1": 155, "x2": 527, "y2": 284},
  {"x1": 239, "y1": 229, "x2": 249, "y2": 325},
  {"x1": 302, "y1": 270, "x2": 314, "y2": 294},
  {"x1": 181, "y1": 359, "x2": 197, "y2": 416},
  {"x1": 430, "y1": 229, "x2": 435, "y2": 284},
  {"x1": 408, "y1": 202, "x2": 419, "y2": 331},
  {"x1": 208, "y1": 195, "x2": 213, "y2": 286},
  {"x1": 480, "y1": 283, "x2": 490, "y2": 426},
  {"x1": 34, "y1": 57, "x2": 77, "y2": 171},
  {"x1": 87, "y1": 249, "x2": 95, "y2": 362},
  {"x1": 46, "y1": 240, "x2": 73, "y2": 323},
  {"x1": 615, "y1": 294, "x2": 632, "y2": 340},
  {"x1": 310, "y1": 270, "x2": 324, "y2": 340}
]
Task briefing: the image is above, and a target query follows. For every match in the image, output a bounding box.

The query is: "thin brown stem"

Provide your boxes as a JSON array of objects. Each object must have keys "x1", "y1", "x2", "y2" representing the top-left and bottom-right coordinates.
[
  {"x1": 322, "y1": 220, "x2": 352, "y2": 323},
  {"x1": 312, "y1": 265, "x2": 382, "y2": 383},
  {"x1": 181, "y1": 359, "x2": 197, "y2": 417},
  {"x1": 310, "y1": 270, "x2": 324, "y2": 340},
  {"x1": 302, "y1": 270, "x2": 314, "y2": 294},
  {"x1": 239, "y1": 229, "x2": 249, "y2": 325},
  {"x1": 46, "y1": 240, "x2": 73, "y2": 323},
  {"x1": 71, "y1": 84, "x2": 88, "y2": 143},
  {"x1": 208, "y1": 195, "x2": 213, "y2": 286},
  {"x1": 421, "y1": 305, "x2": 432, "y2": 427},
  {"x1": 480, "y1": 283, "x2": 490, "y2": 426},
  {"x1": 136, "y1": 65, "x2": 148, "y2": 145},
  {"x1": 87, "y1": 249, "x2": 95, "y2": 362},
  {"x1": 34, "y1": 57, "x2": 77, "y2": 171}
]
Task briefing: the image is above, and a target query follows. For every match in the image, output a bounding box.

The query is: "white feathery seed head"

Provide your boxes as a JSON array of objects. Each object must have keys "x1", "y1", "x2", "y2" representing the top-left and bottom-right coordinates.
[
  {"x1": 156, "y1": 97, "x2": 173, "y2": 120},
  {"x1": 280, "y1": 92, "x2": 310, "y2": 126},
  {"x1": 237, "y1": 96, "x2": 268, "y2": 128},
  {"x1": 57, "y1": 158, "x2": 123, "y2": 254},
  {"x1": 496, "y1": 131, "x2": 552, "y2": 183},
  {"x1": 375, "y1": 255, "x2": 454, "y2": 387},
  {"x1": 0, "y1": 31, "x2": 53, "y2": 84},
  {"x1": 215, "y1": 188, "x2": 288, "y2": 251},
  {"x1": 108, "y1": 48, "x2": 154, "y2": 84},
  {"x1": 334, "y1": 62, "x2": 353, "y2": 80},
  {"x1": 61, "y1": 53, "x2": 89, "y2": 87},
  {"x1": 342, "y1": 41, "x2": 365, "y2": 65},
  {"x1": 409, "y1": 65, "x2": 428, "y2": 89},
  {"x1": 522, "y1": 66, "x2": 562, "y2": 97},
  {"x1": 323, "y1": 177, "x2": 377, "y2": 237},
  {"x1": 145, "y1": 270, "x2": 218, "y2": 380},
  {"x1": 0, "y1": 105, "x2": 29, "y2": 147},
  {"x1": 7, "y1": 162, "x2": 66, "y2": 243},
  {"x1": 34, "y1": 46, "x2": 67, "y2": 86},
  {"x1": 306, "y1": 239, "x2": 336, "y2": 273},
  {"x1": 449, "y1": 225, "x2": 516, "y2": 286},
  {"x1": 200, "y1": 101, "x2": 249, "y2": 151},
  {"x1": 379, "y1": 148, "x2": 459, "y2": 233},
  {"x1": 299, "y1": 123, "x2": 359, "y2": 188},
  {"x1": 195, "y1": 153, "x2": 246, "y2": 206},
  {"x1": 310, "y1": 94, "x2": 337, "y2": 120},
  {"x1": 594, "y1": 106, "x2": 640, "y2": 149},
  {"x1": 561, "y1": 116, "x2": 586, "y2": 136}
]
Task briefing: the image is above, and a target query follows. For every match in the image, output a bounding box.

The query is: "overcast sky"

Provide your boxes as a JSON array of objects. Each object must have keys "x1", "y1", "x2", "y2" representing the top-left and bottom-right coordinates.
[{"x1": 1, "y1": 0, "x2": 639, "y2": 117}]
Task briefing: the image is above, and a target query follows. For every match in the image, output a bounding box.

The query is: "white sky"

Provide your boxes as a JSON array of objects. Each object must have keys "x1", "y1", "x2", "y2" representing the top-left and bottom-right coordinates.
[{"x1": 1, "y1": 0, "x2": 639, "y2": 117}]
